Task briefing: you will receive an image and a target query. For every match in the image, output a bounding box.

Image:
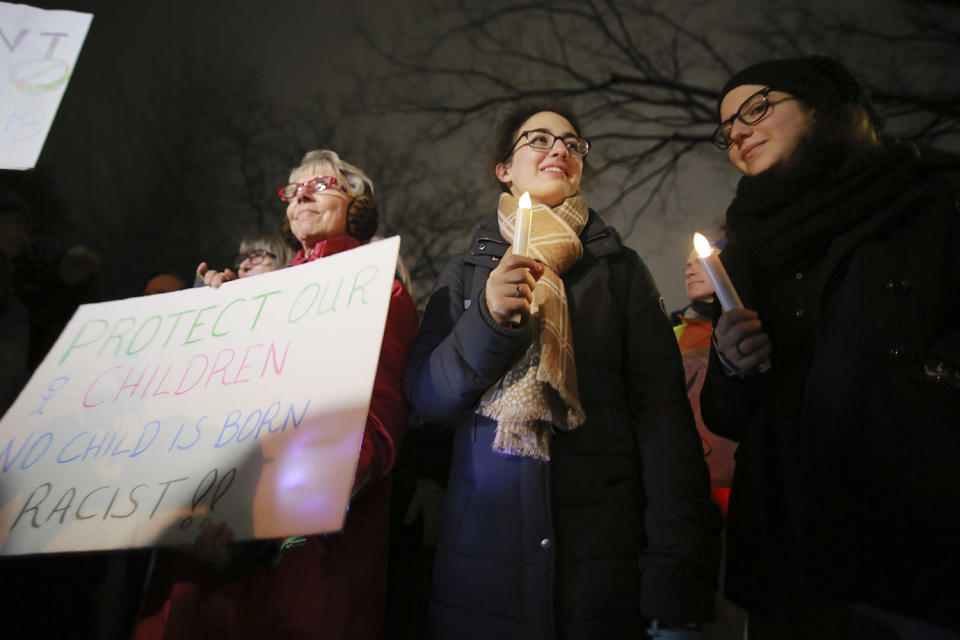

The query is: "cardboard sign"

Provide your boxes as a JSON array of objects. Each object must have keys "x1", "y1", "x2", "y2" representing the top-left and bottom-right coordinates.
[
  {"x1": 0, "y1": 237, "x2": 401, "y2": 555},
  {"x1": 0, "y1": 2, "x2": 92, "y2": 170}
]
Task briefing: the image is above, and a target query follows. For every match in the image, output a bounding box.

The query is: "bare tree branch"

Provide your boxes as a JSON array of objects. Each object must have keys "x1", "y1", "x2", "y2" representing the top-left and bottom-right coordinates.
[{"x1": 345, "y1": 0, "x2": 959, "y2": 299}]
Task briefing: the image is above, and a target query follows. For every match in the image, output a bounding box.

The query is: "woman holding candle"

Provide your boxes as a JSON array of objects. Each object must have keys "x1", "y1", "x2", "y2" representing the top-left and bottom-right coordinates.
[
  {"x1": 405, "y1": 105, "x2": 721, "y2": 638},
  {"x1": 701, "y1": 56, "x2": 960, "y2": 638}
]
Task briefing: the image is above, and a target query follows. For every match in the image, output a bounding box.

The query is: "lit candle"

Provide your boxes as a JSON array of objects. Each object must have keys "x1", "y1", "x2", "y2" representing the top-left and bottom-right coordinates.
[
  {"x1": 510, "y1": 192, "x2": 534, "y2": 326},
  {"x1": 693, "y1": 232, "x2": 742, "y2": 311},
  {"x1": 694, "y1": 232, "x2": 770, "y2": 372},
  {"x1": 514, "y1": 192, "x2": 532, "y2": 257}
]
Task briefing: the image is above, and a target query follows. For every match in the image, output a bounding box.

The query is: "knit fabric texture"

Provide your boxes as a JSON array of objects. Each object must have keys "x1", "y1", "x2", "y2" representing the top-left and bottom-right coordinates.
[{"x1": 477, "y1": 193, "x2": 589, "y2": 460}]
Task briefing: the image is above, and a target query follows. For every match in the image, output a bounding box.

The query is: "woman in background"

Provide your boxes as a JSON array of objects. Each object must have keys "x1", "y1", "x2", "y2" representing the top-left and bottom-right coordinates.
[{"x1": 235, "y1": 230, "x2": 292, "y2": 278}]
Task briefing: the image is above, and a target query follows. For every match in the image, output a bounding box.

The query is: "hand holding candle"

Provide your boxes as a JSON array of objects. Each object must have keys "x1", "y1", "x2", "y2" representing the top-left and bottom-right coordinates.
[
  {"x1": 693, "y1": 232, "x2": 770, "y2": 373},
  {"x1": 509, "y1": 193, "x2": 534, "y2": 326}
]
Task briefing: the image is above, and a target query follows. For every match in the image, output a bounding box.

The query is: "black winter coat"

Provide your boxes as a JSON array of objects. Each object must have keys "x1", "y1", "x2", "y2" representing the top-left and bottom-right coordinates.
[
  {"x1": 404, "y1": 210, "x2": 721, "y2": 640},
  {"x1": 700, "y1": 160, "x2": 960, "y2": 631}
]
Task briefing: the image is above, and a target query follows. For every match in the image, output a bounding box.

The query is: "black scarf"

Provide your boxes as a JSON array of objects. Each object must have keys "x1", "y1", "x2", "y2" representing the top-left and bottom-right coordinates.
[
  {"x1": 683, "y1": 299, "x2": 717, "y2": 322},
  {"x1": 725, "y1": 144, "x2": 920, "y2": 275}
]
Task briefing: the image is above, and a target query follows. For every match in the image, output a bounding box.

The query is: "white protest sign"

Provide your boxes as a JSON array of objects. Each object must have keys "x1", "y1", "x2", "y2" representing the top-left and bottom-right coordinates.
[
  {"x1": 0, "y1": 236, "x2": 401, "y2": 556},
  {"x1": 0, "y1": 2, "x2": 92, "y2": 170}
]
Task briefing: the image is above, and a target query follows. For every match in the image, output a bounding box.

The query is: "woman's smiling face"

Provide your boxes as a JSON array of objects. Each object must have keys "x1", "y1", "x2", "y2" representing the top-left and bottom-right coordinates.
[
  {"x1": 719, "y1": 84, "x2": 815, "y2": 176},
  {"x1": 495, "y1": 111, "x2": 583, "y2": 207},
  {"x1": 285, "y1": 163, "x2": 351, "y2": 250}
]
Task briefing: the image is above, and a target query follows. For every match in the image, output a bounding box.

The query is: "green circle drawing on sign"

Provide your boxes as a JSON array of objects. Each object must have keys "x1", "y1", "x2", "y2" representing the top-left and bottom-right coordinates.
[{"x1": 10, "y1": 58, "x2": 71, "y2": 95}]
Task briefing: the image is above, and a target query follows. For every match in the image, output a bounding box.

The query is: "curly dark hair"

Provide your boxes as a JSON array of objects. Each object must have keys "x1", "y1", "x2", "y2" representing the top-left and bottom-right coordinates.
[{"x1": 490, "y1": 104, "x2": 587, "y2": 193}]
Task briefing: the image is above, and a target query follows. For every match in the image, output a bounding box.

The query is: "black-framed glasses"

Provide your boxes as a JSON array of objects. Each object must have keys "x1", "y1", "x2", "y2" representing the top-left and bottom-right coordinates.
[
  {"x1": 712, "y1": 87, "x2": 772, "y2": 150},
  {"x1": 278, "y1": 175, "x2": 348, "y2": 201},
  {"x1": 504, "y1": 129, "x2": 591, "y2": 161},
  {"x1": 236, "y1": 249, "x2": 276, "y2": 267}
]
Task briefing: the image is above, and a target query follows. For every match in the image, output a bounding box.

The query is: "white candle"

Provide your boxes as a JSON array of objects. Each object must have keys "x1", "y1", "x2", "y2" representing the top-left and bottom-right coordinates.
[
  {"x1": 693, "y1": 232, "x2": 742, "y2": 311},
  {"x1": 514, "y1": 192, "x2": 532, "y2": 256},
  {"x1": 694, "y1": 232, "x2": 770, "y2": 372},
  {"x1": 510, "y1": 192, "x2": 534, "y2": 326}
]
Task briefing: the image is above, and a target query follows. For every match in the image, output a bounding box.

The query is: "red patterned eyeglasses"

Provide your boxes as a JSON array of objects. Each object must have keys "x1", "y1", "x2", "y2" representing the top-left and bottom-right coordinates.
[{"x1": 278, "y1": 176, "x2": 349, "y2": 201}]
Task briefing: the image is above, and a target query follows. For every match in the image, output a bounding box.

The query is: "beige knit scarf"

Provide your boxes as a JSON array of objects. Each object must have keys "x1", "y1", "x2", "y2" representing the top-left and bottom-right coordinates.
[{"x1": 477, "y1": 192, "x2": 589, "y2": 460}]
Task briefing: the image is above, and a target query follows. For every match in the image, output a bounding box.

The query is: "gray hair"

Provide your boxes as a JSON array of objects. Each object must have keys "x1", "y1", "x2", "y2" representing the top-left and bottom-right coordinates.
[
  {"x1": 238, "y1": 230, "x2": 294, "y2": 268},
  {"x1": 290, "y1": 149, "x2": 374, "y2": 198}
]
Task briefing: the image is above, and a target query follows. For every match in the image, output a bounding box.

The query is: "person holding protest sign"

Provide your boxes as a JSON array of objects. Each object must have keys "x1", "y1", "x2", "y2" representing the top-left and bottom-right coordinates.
[
  {"x1": 136, "y1": 150, "x2": 419, "y2": 640},
  {"x1": 403, "y1": 105, "x2": 721, "y2": 639},
  {"x1": 702, "y1": 56, "x2": 960, "y2": 638}
]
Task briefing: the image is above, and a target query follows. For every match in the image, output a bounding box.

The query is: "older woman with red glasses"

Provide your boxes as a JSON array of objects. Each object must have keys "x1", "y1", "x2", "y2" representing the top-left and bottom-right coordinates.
[
  {"x1": 701, "y1": 56, "x2": 960, "y2": 639},
  {"x1": 137, "y1": 150, "x2": 419, "y2": 640},
  {"x1": 198, "y1": 151, "x2": 380, "y2": 284}
]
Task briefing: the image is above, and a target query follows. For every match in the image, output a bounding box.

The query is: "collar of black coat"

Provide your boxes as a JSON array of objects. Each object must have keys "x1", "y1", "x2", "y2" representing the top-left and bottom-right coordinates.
[{"x1": 464, "y1": 208, "x2": 623, "y2": 270}]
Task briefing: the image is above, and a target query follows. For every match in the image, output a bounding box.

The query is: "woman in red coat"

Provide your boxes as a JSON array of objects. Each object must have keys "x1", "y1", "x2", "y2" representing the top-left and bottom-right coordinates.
[{"x1": 136, "y1": 150, "x2": 419, "y2": 640}]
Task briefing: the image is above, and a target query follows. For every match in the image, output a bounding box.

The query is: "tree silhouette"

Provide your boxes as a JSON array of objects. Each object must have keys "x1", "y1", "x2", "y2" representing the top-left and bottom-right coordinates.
[
  {"x1": 41, "y1": 42, "x2": 332, "y2": 297},
  {"x1": 346, "y1": 0, "x2": 959, "y2": 300}
]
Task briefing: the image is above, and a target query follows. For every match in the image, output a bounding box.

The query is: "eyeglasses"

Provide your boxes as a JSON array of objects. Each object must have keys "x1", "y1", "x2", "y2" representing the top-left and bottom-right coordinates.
[
  {"x1": 504, "y1": 129, "x2": 591, "y2": 161},
  {"x1": 236, "y1": 249, "x2": 276, "y2": 267},
  {"x1": 712, "y1": 87, "x2": 772, "y2": 150},
  {"x1": 278, "y1": 176, "x2": 348, "y2": 201}
]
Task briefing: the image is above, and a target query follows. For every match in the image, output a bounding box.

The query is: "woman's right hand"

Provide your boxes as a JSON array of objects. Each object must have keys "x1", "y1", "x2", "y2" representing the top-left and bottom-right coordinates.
[
  {"x1": 484, "y1": 254, "x2": 545, "y2": 327},
  {"x1": 715, "y1": 307, "x2": 772, "y2": 371},
  {"x1": 197, "y1": 262, "x2": 238, "y2": 288}
]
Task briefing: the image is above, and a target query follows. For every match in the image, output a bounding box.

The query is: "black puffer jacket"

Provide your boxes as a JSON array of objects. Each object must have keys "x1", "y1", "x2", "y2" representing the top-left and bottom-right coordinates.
[
  {"x1": 700, "y1": 153, "x2": 960, "y2": 631},
  {"x1": 405, "y1": 209, "x2": 721, "y2": 640}
]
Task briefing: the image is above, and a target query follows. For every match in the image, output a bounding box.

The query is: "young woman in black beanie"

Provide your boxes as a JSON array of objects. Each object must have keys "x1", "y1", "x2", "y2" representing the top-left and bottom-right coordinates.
[{"x1": 701, "y1": 56, "x2": 960, "y2": 639}]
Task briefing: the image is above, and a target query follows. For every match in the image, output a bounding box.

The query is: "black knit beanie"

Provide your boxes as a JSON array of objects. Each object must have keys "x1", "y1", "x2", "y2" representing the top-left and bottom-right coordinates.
[{"x1": 717, "y1": 55, "x2": 880, "y2": 129}]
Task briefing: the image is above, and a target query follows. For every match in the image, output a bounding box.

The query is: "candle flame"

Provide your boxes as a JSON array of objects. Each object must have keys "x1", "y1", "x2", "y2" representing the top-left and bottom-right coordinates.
[
  {"x1": 693, "y1": 232, "x2": 714, "y2": 258},
  {"x1": 519, "y1": 192, "x2": 531, "y2": 209}
]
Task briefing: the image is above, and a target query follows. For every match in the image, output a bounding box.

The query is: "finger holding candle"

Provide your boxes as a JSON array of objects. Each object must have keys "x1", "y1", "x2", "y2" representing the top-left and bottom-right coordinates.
[
  {"x1": 486, "y1": 254, "x2": 543, "y2": 328},
  {"x1": 716, "y1": 308, "x2": 772, "y2": 369}
]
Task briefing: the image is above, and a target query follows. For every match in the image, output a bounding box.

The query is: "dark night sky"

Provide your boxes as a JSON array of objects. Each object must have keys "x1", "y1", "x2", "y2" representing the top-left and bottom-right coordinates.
[
  {"x1": 35, "y1": 0, "x2": 365, "y2": 108},
  {"x1": 8, "y1": 0, "x2": 960, "y2": 309},
  {"x1": 15, "y1": 1, "x2": 375, "y2": 296}
]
